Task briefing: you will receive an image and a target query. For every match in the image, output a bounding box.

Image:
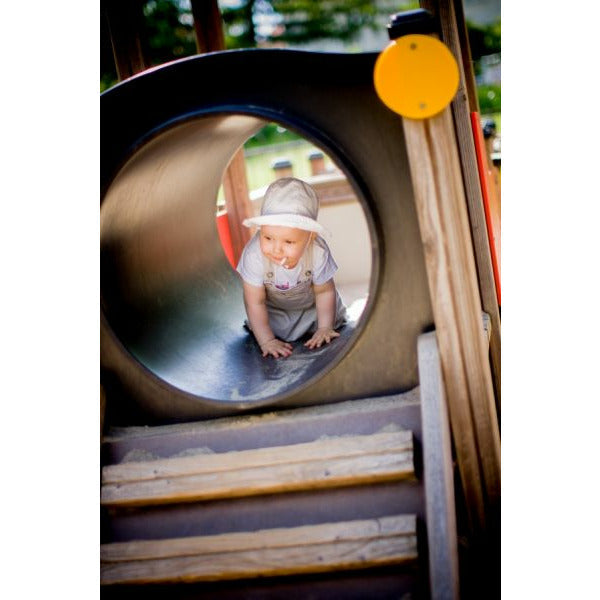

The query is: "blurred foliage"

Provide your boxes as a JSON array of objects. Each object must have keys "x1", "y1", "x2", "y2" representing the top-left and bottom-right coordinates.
[
  {"x1": 221, "y1": 0, "x2": 417, "y2": 49},
  {"x1": 466, "y1": 18, "x2": 500, "y2": 65},
  {"x1": 100, "y1": 1, "x2": 118, "y2": 92},
  {"x1": 101, "y1": 1, "x2": 419, "y2": 87},
  {"x1": 477, "y1": 84, "x2": 501, "y2": 114},
  {"x1": 100, "y1": 0, "x2": 197, "y2": 92},
  {"x1": 143, "y1": 0, "x2": 197, "y2": 64},
  {"x1": 101, "y1": 73, "x2": 118, "y2": 93},
  {"x1": 101, "y1": 0, "x2": 501, "y2": 121},
  {"x1": 244, "y1": 123, "x2": 302, "y2": 148}
]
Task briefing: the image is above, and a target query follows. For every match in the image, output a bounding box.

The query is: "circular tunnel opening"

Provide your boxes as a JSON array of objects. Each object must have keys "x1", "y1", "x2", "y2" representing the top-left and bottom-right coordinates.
[{"x1": 100, "y1": 112, "x2": 378, "y2": 405}]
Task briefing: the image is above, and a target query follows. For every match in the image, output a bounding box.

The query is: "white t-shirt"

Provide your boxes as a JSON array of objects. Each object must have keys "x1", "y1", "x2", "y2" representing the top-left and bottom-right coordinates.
[{"x1": 236, "y1": 233, "x2": 338, "y2": 290}]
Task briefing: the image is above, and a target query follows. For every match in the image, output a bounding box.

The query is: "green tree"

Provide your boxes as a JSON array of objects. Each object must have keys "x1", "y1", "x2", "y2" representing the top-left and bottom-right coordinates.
[
  {"x1": 143, "y1": 0, "x2": 197, "y2": 64},
  {"x1": 477, "y1": 84, "x2": 501, "y2": 114},
  {"x1": 221, "y1": 0, "x2": 418, "y2": 49},
  {"x1": 101, "y1": 0, "x2": 197, "y2": 91},
  {"x1": 101, "y1": 1, "x2": 499, "y2": 96},
  {"x1": 220, "y1": 0, "x2": 257, "y2": 49},
  {"x1": 101, "y1": 0, "x2": 418, "y2": 88},
  {"x1": 100, "y1": 2, "x2": 118, "y2": 91},
  {"x1": 466, "y1": 19, "x2": 500, "y2": 61}
]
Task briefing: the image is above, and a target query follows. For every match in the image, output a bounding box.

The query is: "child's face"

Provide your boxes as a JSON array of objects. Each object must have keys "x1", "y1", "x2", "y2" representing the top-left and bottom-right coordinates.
[{"x1": 259, "y1": 225, "x2": 313, "y2": 269}]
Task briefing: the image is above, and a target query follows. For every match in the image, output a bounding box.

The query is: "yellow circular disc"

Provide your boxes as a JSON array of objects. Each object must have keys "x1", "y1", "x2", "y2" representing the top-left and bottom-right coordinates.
[{"x1": 374, "y1": 34, "x2": 459, "y2": 119}]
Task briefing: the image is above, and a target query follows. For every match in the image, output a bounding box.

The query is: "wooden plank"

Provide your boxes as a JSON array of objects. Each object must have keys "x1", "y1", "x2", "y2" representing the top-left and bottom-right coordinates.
[
  {"x1": 425, "y1": 0, "x2": 479, "y2": 112},
  {"x1": 420, "y1": 0, "x2": 501, "y2": 412},
  {"x1": 221, "y1": 149, "x2": 253, "y2": 263},
  {"x1": 443, "y1": 0, "x2": 501, "y2": 410},
  {"x1": 418, "y1": 332, "x2": 459, "y2": 600},
  {"x1": 101, "y1": 451, "x2": 414, "y2": 507},
  {"x1": 101, "y1": 433, "x2": 414, "y2": 506},
  {"x1": 190, "y1": 0, "x2": 226, "y2": 54},
  {"x1": 102, "y1": 514, "x2": 416, "y2": 562},
  {"x1": 482, "y1": 311, "x2": 491, "y2": 343},
  {"x1": 103, "y1": 430, "x2": 412, "y2": 483},
  {"x1": 402, "y1": 107, "x2": 500, "y2": 538},
  {"x1": 189, "y1": 0, "x2": 252, "y2": 265},
  {"x1": 101, "y1": 515, "x2": 417, "y2": 584},
  {"x1": 102, "y1": 536, "x2": 417, "y2": 585}
]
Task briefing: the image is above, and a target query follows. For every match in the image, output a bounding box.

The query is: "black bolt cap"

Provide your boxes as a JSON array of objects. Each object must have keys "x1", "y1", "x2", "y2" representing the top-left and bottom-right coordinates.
[{"x1": 387, "y1": 9, "x2": 437, "y2": 40}]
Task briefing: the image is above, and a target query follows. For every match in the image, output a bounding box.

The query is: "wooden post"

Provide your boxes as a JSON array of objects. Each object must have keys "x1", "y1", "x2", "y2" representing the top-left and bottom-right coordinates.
[
  {"x1": 221, "y1": 153, "x2": 254, "y2": 261},
  {"x1": 190, "y1": 0, "x2": 252, "y2": 264},
  {"x1": 102, "y1": 0, "x2": 149, "y2": 80},
  {"x1": 420, "y1": 0, "x2": 501, "y2": 414},
  {"x1": 403, "y1": 107, "x2": 500, "y2": 537},
  {"x1": 190, "y1": 0, "x2": 226, "y2": 52},
  {"x1": 418, "y1": 332, "x2": 460, "y2": 600},
  {"x1": 374, "y1": 10, "x2": 500, "y2": 541}
]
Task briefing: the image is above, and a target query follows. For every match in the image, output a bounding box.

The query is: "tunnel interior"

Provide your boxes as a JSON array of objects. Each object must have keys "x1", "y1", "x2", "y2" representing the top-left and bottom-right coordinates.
[
  {"x1": 100, "y1": 112, "x2": 376, "y2": 405},
  {"x1": 100, "y1": 50, "x2": 434, "y2": 423}
]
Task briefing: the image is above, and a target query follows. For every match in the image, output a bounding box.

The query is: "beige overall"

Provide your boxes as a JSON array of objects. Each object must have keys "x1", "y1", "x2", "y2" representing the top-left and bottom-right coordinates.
[{"x1": 261, "y1": 243, "x2": 346, "y2": 342}]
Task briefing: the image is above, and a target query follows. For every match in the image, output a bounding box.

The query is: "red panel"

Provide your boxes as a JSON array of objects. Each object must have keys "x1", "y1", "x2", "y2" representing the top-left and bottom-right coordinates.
[
  {"x1": 470, "y1": 112, "x2": 501, "y2": 305},
  {"x1": 216, "y1": 210, "x2": 236, "y2": 268}
]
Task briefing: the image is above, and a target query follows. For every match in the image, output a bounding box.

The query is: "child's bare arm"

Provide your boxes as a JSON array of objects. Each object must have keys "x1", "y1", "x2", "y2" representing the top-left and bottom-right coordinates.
[
  {"x1": 304, "y1": 279, "x2": 341, "y2": 349},
  {"x1": 242, "y1": 282, "x2": 292, "y2": 358}
]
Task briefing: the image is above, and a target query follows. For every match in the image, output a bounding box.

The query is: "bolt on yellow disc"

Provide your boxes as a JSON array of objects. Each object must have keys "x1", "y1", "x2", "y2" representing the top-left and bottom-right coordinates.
[{"x1": 374, "y1": 34, "x2": 459, "y2": 119}]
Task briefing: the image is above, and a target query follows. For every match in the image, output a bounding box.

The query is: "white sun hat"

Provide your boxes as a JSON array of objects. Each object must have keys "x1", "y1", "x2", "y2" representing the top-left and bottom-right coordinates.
[{"x1": 242, "y1": 177, "x2": 330, "y2": 238}]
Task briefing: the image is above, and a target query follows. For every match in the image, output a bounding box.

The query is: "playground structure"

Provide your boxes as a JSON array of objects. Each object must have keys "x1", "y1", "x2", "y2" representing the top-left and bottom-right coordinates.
[{"x1": 101, "y1": 1, "x2": 501, "y2": 598}]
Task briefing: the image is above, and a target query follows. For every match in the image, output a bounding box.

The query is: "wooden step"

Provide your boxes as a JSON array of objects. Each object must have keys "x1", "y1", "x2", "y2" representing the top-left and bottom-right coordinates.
[
  {"x1": 102, "y1": 391, "x2": 422, "y2": 463},
  {"x1": 101, "y1": 431, "x2": 414, "y2": 507},
  {"x1": 101, "y1": 514, "x2": 418, "y2": 585}
]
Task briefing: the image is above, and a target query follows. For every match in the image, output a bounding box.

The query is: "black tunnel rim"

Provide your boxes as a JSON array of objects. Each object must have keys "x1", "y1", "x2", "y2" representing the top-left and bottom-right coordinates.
[{"x1": 101, "y1": 58, "x2": 382, "y2": 410}]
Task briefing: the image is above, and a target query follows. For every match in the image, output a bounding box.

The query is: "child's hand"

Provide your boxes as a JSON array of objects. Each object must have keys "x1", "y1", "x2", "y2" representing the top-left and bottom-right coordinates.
[
  {"x1": 304, "y1": 328, "x2": 340, "y2": 349},
  {"x1": 260, "y1": 338, "x2": 293, "y2": 358}
]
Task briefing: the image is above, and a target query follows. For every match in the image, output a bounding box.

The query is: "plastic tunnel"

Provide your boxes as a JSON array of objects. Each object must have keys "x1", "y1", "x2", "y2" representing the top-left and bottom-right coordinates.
[{"x1": 100, "y1": 50, "x2": 434, "y2": 423}]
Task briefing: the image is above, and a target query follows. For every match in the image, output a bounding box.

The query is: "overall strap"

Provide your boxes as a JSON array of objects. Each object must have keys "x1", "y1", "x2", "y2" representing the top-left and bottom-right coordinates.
[
  {"x1": 303, "y1": 240, "x2": 314, "y2": 281},
  {"x1": 262, "y1": 253, "x2": 275, "y2": 284}
]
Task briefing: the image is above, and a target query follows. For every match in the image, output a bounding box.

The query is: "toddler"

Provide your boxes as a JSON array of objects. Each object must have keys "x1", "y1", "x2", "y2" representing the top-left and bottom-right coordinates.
[{"x1": 236, "y1": 177, "x2": 347, "y2": 358}]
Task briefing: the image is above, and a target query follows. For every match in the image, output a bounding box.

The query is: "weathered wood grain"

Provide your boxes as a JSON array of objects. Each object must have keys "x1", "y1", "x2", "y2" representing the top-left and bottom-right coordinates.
[
  {"x1": 102, "y1": 430, "x2": 412, "y2": 483},
  {"x1": 101, "y1": 515, "x2": 418, "y2": 584},
  {"x1": 190, "y1": 0, "x2": 225, "y2": 54},
  {"x1": 102, "y1": 514, "x2": 416, "y2": 562},
  {"x1": 420, "y1": 0, "x2": 501, "y2": 412},
  {"x1": 102, "y1": 0, "x2": 148, "y2": 81},
  {"x1": 403, "y1": 108, "x2": 500, "y2": 536},
  {"x1": 418, "y1": 332, "x2": 459, "y2": 600},
  {"x1": 101, "y1": 432, "x2": 414, "y2": 506},
  {"x1": 221, "y1": 149, "x2": 253, "y2": 263},
  {"x1": 189, "y1": 0, "x2": 252, "y2": 266}
]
